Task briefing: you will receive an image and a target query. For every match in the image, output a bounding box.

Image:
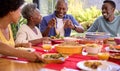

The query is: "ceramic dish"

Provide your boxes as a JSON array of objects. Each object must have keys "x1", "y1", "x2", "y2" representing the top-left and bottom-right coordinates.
[
  {"x1": 105, "y1": 47, "x2": 120, "y2": 53},
  {"x1": 77, "y1": 60, "x2": 120, "y2": 71},
  {"x1": 42, "y1": 53, "x2": 66, "y2": 63}
]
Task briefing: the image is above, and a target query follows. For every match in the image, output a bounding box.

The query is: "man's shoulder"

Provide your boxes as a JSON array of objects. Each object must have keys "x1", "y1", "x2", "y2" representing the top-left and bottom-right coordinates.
[
  {"x1": 115, "y1": 15, "x2": 120, "y2": 19},
  {"x1": 65, "y1": 14, "x2": 74, "y2": 18},
  {"x1": 97, "y1": 16, "x2": 103, "y2": 19}
]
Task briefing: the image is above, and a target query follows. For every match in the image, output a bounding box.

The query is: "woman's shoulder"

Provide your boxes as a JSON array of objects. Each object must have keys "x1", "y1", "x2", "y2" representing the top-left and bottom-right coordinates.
[
  {"x1": 17, "y1": 24, "x2": 29, "y2": 31},
  {"x1": 19, "y1": 24, "x2": 28, "y2": 29}
]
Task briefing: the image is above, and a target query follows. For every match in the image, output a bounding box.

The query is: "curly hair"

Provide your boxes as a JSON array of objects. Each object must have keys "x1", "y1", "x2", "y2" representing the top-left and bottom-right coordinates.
[
  {"x1": 21, "y1": 3, "x2": 37, "y2": 20},
  {"x1": 0, "y1": 0, "x2": 24, "y2": 18}
]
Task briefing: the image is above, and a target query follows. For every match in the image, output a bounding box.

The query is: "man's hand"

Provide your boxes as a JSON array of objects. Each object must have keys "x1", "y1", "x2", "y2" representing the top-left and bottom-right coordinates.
[
  {"x1": 64, "y1": 19, "x2": 75, "y2": 29},
  {"x1": 48, "y1": 18, "x2": 56, "y2": 28}
]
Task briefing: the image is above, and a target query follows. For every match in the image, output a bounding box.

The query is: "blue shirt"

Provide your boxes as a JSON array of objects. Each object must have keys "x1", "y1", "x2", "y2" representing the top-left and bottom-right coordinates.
[
  {"x1": 87, "y1": 16, "x2": 120, "y2": 37},
  {"x1": 39, "y1": 11, "x2": 81, "y2": 37}
]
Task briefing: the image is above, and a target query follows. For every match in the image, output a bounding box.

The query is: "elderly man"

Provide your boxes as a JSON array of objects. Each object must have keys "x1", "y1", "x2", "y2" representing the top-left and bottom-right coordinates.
[
  {"x1": 87, "y1": 0, "x2": 120, "y2": 37},
  {"x1": 39, "y1": 0, "x2": 84, "y2": 37}
]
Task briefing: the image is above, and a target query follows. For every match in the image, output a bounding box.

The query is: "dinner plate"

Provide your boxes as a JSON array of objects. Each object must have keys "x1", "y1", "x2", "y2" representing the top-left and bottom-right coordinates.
[
  {"x1": 77, "y1": 60, "x2": 120, "y2": 71},
  {"x1": 105, "y1": 47, "x2": 120, "y2": 53}
]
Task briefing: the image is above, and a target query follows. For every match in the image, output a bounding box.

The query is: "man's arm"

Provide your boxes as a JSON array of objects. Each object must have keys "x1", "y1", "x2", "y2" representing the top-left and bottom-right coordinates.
[
  {"x1": 87, "y1": 18, "x2": 99, "y2": 32},
  {"x1": 40, "y1": 17, "x2": 56, "y2": 37},
  {"x1": 73, "y1": 24, "x2": 84, "y2": 33},
  {"x1": 65, "y1": 15, "x2": 84, "y2": 33}
]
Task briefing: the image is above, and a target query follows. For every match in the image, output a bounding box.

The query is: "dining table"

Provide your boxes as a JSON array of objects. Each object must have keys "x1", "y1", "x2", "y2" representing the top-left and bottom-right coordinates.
[
  {"x1": 0, "y1": 39, "x2": 120, "y2": 71},
  {"x1": 0, "y1": 58, "x2": 45, "y2": 71}
]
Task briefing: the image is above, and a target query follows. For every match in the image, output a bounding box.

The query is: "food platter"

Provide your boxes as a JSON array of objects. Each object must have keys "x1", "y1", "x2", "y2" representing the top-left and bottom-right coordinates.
[
  {"x1": 105, "y1": 47, "x2": 120, "y2": 53},
  {"x1": 42, "y1": 53, "x2": 66, "y2": 63},
  {"x1": 109, "y1": 53, "x2": 120, "y2": 59},
  {"x1": 77, "y1": 60, "x2": 120, "y2": 71}
]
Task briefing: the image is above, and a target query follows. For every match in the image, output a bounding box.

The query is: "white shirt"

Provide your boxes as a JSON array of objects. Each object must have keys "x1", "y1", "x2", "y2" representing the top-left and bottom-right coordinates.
[
  {"x1": 15, "y1": 24, "x2": 42, "y2": 43},
  {"x1": 56, "y1": 17, "x2": 64, "y2": 36}
]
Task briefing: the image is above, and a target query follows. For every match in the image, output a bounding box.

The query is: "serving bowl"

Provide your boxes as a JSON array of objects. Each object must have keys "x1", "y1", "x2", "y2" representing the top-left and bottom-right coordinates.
[
  {"x1": 85, "y1": 44, "x2": 102, "y2": 54},
  {"x1": 55, "y1": 42, "x2": 84, "y2": 55}
]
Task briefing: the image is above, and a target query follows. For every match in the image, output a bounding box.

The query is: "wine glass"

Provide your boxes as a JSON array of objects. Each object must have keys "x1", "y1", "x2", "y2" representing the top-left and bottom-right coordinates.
[{"x1": 42, "y1": 40, "x2": 52, "y2": 53}]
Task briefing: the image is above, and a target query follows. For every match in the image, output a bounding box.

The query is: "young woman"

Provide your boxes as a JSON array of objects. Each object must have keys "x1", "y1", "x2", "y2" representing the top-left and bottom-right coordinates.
[{"x1": 0, "y1": 0, "x2": 42, "y2": 62}]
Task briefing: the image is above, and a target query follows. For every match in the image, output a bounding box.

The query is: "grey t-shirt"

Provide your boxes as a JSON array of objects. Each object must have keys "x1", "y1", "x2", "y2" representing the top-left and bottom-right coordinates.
[{"x1": 87, "y1": 16, "x2": 120, "y2": 37}]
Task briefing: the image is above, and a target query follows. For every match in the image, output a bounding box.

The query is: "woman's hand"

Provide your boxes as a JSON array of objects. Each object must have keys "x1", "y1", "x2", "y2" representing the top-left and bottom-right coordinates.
[{"x1": 33, "y1": 52, "x2": 42, "y2": 62}]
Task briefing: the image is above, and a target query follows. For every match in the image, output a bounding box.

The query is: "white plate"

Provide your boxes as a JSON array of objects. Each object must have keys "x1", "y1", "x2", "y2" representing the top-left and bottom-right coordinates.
[
  {"x1": 105, "y1": 47, "x2": 120, "y2": 53},
  {"x1": 77, "y1": 60, "x2": 120, "y2": 71}
]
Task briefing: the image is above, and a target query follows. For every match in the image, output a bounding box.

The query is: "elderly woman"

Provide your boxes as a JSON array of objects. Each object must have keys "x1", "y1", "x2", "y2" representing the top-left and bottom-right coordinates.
[
  {"x1": 0, "y1": 0, "x2": 41, "y2": 62},
  {"x1": 15, "y1": 3, "x2": 49, "y2": 45}
]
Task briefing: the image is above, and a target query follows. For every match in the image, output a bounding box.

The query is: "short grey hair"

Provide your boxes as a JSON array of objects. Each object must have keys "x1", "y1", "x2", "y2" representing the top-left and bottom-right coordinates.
[
  {"x1": 55, "y1": 0, "x2": 68, "y2": 7},
  {"x1": 21, "y1": 3, "x2": 37, "y2": 20}
]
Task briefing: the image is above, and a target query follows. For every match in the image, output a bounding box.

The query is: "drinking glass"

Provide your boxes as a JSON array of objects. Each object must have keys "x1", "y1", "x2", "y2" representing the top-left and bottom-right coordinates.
[
  {"x1": 97, "y1": 52, "x2": 109, "y2": 60},
  {"x1": 42, "y1": 40, "x2": 52, "y2": 52}
]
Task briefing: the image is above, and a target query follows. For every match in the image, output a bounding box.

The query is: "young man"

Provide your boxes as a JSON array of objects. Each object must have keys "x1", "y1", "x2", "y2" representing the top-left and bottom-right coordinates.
[{"x1": 87, "y1": 0, "x2": 120, "y2": 37}]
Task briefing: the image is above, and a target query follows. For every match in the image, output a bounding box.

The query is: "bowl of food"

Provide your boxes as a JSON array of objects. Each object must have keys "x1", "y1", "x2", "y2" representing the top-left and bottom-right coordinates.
[
  {"x1": 114, "y1": 37, "x2": 120, "y2": 45},
  {"x1": 51, "y1": 39, "x2": 64, "y2": 45},
  {"x1": 106, "y1": 45, "x2": 120, "y2": 53},
  {"x1": 55, "y1": 42, "x2": 84, "y2": 55},
  {"x1": 109, "y1": 53, "x2": 120, "y2": 59},
  {"x1": 85, "y1": 44, "x2": 102, "y2": 54},
  {"x1": 42, "y1": 53, "x2": 66, "y2": 63},
  {"x1": 50, "y1": 36, "x2": 64, "y2": 45}
]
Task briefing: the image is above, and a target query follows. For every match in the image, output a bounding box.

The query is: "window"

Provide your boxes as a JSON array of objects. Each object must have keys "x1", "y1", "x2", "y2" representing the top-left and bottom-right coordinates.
[
  {"x1": 25, "y1": 0, "x2": 33, "y2": 3},
  {"x1": 39, "y1": 0, "x2": 56, "y2": 16}
]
